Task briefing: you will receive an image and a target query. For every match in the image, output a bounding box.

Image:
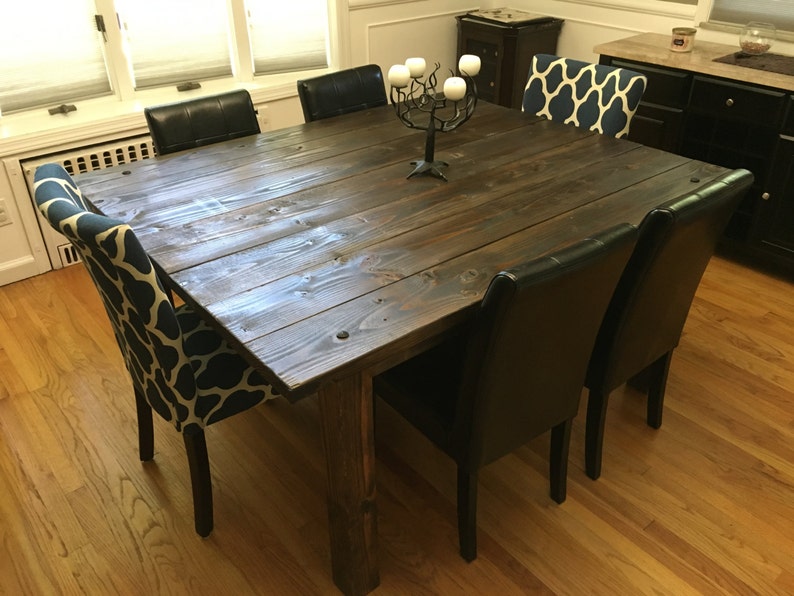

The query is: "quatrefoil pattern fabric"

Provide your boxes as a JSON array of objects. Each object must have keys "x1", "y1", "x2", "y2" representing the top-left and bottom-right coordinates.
[
  {"x1": 522, "y1": 54, "x2": 647, "y2": 139},
  {"x1": 33, "y1": 163, "x2": 276, "y2": 435}
]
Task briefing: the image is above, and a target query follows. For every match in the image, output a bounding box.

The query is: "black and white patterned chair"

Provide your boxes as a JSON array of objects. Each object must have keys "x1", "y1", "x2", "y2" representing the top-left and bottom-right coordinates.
[
  {"x1": 33, "y1": 163, "x2": 278, "y2": 537},
  {"x1": 522, "y1": 54, "x2": 647, "y2": 139}
]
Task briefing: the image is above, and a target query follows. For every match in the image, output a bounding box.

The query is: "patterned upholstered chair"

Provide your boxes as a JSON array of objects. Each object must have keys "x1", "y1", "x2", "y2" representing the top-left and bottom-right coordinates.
[
  {"x1": 584, "y1": 169, "x2": 754, "y2": 480},
  {"x1": 374, "y1": 224, "x2": 638, "y2": 561},
  {"x1": 144, "y1": 89, "x2": 260, "y2": 155},
  {"x1": 522, "y1": 54, "x2": 647, "y2": 138},
  {"x1": 297, "y1": 64, "x2": 387, "y2": 123},
  {"x1": 33, "y1": 163, "x2": 278, "y2": 537}
]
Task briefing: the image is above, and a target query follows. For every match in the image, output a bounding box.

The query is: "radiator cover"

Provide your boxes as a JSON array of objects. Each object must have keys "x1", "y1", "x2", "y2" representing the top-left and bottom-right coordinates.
[{"x1": 21, "y1": 136, "x2": 155, "y2": 268}]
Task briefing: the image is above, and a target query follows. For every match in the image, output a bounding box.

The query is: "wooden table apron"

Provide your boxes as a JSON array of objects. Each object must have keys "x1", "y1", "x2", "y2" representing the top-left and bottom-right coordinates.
[{"x1": 75, "y1": 102, "x2": 731, "y2": 595}]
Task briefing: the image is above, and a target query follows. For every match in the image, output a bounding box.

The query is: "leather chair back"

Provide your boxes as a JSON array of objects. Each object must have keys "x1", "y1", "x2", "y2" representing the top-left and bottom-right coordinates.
[
  {"x1": 375, "y1": 223, "x2": 637, "y2": 560},
  {"x1": 144, "y1": 89, "x2": 260, "y2": 155},
  {"x1": 522, "y1": 54, "x2": 647, "y2": 138},
  {"x1": 586, "y1": 169, "x2": 755, "y2": 396},
  {"x1": 453, "y1": 224, "x2": 638, "y2": 469},
  {"x1": 297, "y1": 64, "x2": 387, "y2": 123}
]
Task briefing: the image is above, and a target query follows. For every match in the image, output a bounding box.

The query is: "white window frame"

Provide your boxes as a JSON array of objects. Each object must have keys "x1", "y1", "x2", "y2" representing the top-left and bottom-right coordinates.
[{"x1": 2, "y1": 0, "x2": 339, "y2": 116}]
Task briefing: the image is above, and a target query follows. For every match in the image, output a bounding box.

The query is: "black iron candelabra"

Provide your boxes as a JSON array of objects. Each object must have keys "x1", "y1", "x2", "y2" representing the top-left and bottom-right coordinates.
[{"x1": 388, "y1": 55, "x2": 480, "y2": 181}]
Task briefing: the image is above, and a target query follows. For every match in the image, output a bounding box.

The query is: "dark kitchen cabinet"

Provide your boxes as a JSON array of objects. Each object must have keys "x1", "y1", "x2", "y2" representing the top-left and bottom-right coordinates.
[
  {"x1": 456, "y1": 12, "x2": 563, "y2": 109},
  {"x1": 600, "y1": 54, "x2": 794, "y2": 274}
]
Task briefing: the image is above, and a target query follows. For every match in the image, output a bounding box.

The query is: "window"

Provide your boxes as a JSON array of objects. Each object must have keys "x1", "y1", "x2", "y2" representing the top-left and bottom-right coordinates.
[
  {"x1": 117, "y1": 0, "x2": 233, "y2": 89},
  {"x1": 248, "y1": 1, "x2": 329, "y2": 75},
  {"x1": 0, "y1": 1, "x2": 111, "y2": 113},
  {"x1": 709, "y1": 0, "x2": 794, "y2": 32},
  {"x1": 0, "y1": 0, "x2": 331, "y2": 115}
]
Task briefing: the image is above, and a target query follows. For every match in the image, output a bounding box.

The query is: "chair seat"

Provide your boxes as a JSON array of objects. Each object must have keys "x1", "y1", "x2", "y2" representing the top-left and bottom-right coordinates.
[{"x1": 375, "y1": 335, "x2": 467, "y2": 449}]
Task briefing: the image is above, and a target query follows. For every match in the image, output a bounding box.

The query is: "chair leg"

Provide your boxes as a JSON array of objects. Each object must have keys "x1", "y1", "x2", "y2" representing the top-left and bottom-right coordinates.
[
  {"x1": 134, "y1": 388, "x2": 154, "y2": 462},
  {"x1": 457, "y1": 468, "x2": 478, "y2": 562},
  {"x1": 647, "y1": 352, "x2": 673, "y2": 429},
  {"x1": 585, "y1": 390, "x2": 610, "y2": 480},
  {"x1": 184, "y1": 431, "x2": 213, "y2": 538},
  {"x1": 549, "y1": 419, "x2": 572, "y2": 504}
]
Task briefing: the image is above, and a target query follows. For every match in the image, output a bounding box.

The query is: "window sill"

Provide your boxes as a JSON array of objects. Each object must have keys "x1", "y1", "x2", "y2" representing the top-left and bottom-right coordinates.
[{"x1": 0, "y1": 70, "x2": 316, "y2": 158}]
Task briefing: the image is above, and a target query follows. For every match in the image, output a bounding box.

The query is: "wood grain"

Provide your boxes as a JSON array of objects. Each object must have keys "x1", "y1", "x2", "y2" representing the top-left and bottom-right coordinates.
[{"x1": 1, "y1": 257, "x2": 791, "y2": 593}]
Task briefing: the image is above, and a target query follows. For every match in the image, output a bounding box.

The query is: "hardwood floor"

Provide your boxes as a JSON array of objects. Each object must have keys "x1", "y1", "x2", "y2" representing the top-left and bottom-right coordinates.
[{"x1": 0, "y1": 256, "x2": 792, "y2": 594}]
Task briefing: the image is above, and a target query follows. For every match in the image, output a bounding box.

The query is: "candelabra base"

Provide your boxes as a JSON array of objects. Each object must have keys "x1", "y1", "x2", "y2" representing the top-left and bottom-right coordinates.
[{"x1": 407, "y1": 159, "x2": 449, "y2": 181}]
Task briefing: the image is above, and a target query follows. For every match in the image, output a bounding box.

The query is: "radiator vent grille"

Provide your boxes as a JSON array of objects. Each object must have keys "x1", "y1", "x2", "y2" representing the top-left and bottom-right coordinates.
[
  {"x1": 21, "y1": 135, "x2": 156, "y2": 269},
  {"x1": 62, "y1": 141, "x2": 154, "y2": 175},
  {"x1": 57, "y1": 243, "x2": 81, "y2": 266},
  {"x1": 29, "y1": 137, "x2": 156, "y2": 177}
]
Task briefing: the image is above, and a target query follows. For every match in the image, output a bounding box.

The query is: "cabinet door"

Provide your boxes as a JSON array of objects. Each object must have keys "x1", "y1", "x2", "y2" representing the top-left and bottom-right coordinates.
[
  {"x1": 681, "y1": 79, "x2": 784, "y2": 245},
  {"x1": 628, "y1": 103, "x2": 684, "y2": 152},
  {"x1": 753, "y1": 135, "x2": 794, "y2": 261},
  {"x1": 607, "y1": 58, "x2": 691, "y2": 152}
]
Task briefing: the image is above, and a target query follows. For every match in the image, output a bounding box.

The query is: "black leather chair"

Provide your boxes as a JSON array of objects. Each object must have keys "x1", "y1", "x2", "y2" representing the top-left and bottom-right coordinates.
[
  {"x1": 374, "y1": 224, "x2": 638, "y2": 561},
  {"x1": 144, "y1": 89, "x2": 260, "y2": 156},
  {"x1": 296, "y1": 64, "x2": 387, "y2": 123},
  {"x1": 584, "y1": 169, "x2": 755, "y2": 480}
]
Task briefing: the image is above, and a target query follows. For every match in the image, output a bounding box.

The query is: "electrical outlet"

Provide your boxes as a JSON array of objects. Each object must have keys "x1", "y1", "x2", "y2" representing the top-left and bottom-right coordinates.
[{"x1": 0, "y1": 198, "x2": 12, "y2": 227}]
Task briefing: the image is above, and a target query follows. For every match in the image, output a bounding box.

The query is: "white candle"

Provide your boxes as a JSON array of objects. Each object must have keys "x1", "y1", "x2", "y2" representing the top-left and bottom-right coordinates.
[
  {"x1": 458, "y1": 54, "x2": 481, "y2": 76},
  {"x1": 405, "y1": 57, "x2": 426, "y2": 78},
  {"x1": 443, "y1": 77, "x2": 466, "y2": 102},
  {"x1": 388, "y1": 64, "x2": 410, "y2": 88}
]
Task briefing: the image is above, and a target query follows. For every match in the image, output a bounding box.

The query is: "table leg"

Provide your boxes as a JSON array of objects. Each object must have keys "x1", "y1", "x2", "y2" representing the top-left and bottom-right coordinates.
[{"x1": 318, "y1": 371, "x2": 380, "y2": 595}]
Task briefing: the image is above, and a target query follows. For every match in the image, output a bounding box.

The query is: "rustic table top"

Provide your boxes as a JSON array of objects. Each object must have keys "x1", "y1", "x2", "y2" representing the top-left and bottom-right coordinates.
[{"x1": 75, "y1": 102, "x2": 731, "y2": 399}]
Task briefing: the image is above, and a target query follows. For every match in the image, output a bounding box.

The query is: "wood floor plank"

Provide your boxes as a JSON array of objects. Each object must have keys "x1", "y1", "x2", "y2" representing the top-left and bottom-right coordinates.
[{"x1": 0, "y1": 256, "x2": 792, "y2": 594}]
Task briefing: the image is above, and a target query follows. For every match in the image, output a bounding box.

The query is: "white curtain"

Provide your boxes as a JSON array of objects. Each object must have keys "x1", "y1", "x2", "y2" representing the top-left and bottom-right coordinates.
[
  {"x1": 710, "y1": 0, "x2": 794, "y2": 32},
  {"x1": 0, "y1": 1, "x2": 111, "y2": 113},
  {"x1": 247, "y1": 0, "x2": 329, "y2": 75},
  {"x1": 117, "y1": 0, "x2": 233, "y2": 89}
]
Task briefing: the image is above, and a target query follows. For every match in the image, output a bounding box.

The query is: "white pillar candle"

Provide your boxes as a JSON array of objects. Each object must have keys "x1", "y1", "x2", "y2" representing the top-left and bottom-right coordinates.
[
  {"x1": 458, "y1": 54, "x2": 481, "y2": 76},
  {"x1": 405, "y1": 57, "x2": 426, "y2": 78},
  {"x1": 443, "y1": 77, "x2": 467, "y2": 101},
  {"x1": 388, "y1": 64, "x2": 411, "y2": 88}
]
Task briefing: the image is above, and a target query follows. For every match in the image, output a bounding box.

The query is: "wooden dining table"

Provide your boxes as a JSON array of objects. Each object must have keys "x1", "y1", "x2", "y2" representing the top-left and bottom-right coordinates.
[{"x1": 74, "y1": 101, "x2": 740, "y2": 595}]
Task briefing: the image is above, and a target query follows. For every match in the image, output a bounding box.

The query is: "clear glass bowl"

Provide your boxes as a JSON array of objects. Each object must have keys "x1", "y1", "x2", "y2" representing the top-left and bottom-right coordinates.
[{"x1": 739, "y1": 22, "x2": 776, "y2": 55}]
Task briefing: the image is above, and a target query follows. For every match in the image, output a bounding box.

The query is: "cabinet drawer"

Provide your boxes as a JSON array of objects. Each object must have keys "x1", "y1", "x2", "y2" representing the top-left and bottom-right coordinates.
[
  {"x1": 689, "y1": 76, "x2": 786, "y2": 127},
  {"x1": 611, "y1": 59, "x2": 691, "y2": 108},
  {"x1": 466, "y1": 38, "x2": 500, "y2": 62}
]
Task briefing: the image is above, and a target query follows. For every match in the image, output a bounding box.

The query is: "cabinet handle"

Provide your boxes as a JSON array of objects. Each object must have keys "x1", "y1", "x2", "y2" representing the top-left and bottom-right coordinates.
[
  {"x1": 761, "y1": 192, "x2": 770, "y2": 200},
  {"x1": 725, "y1": 98, "x2": 735, "y2": 107}
]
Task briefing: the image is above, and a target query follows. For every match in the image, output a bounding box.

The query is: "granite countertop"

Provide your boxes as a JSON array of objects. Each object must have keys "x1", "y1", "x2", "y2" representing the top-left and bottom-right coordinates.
[{"x1": 594, "y1": 32, "x2": 794, "y2": 93}]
